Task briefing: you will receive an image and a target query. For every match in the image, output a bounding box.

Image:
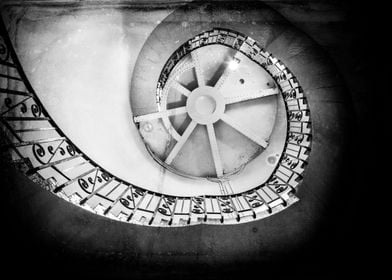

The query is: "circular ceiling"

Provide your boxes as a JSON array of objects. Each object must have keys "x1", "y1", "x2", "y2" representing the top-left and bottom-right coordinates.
[{"x1": 131, "y1": 27, "x2": 309, "y2": 200}]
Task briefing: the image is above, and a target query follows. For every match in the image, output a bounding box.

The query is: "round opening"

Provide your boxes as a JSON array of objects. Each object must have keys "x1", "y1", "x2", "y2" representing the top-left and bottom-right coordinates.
[{"x1": 132, "y1": 30, "x2": 292, "y2": 183}]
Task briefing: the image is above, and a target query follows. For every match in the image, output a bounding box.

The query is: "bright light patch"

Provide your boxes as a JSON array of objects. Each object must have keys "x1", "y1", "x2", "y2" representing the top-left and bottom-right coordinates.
[{"x1": 228, "y1": 58, "x2": 240, "y2": 70}]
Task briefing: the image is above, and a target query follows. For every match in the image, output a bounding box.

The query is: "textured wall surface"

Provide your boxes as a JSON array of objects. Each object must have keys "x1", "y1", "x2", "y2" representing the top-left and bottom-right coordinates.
[{"x1": 0, "y1": 0, "x2": 383, "y2": 279}]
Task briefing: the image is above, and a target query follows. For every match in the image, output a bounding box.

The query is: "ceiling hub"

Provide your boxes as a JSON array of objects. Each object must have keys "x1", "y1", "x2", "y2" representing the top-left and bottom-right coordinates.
[{"x1": 186, "y1": 86, "x2": 225, "y2": 125}]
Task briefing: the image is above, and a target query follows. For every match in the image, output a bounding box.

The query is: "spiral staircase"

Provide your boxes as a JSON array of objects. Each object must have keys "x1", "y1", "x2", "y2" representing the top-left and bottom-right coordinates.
[{"x1": 0, "y1": 0, "x2": 379, "y2": 279}]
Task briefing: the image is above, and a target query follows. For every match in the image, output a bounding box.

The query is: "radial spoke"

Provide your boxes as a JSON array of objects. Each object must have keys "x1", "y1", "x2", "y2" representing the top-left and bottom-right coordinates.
[
  {"x1": 214, "y1": 56, "x2": 242, "y2": 89},
  {"x1": 206, "y1": 124, "x2": 223, "y2": 177},
  {"x1": 171, "y1": 80, "x2": 191, "y2": 97},
  {"x1": 165, "y1": 120, "x2": 197, "y2": 164},
  {"x1": 225, "y1": 87, "x2": 279, "y2": 105},
  {"x1": 134, "y1": 106, "x2": 187, "y2": 123},
  {"x1": 221, "y1": 114, "x2": 268, "y2": 148},
  {"x1": 191, "y1": 50, "x2": 205, "y2": 86}
]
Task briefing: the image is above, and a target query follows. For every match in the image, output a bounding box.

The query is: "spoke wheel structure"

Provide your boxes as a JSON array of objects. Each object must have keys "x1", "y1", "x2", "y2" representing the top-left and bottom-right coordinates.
[{"x1": 134, "y1": 38, "x2": 284, "y2": 181}]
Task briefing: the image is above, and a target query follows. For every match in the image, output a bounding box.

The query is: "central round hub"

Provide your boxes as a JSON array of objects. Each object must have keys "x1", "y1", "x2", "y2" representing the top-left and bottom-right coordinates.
[
  {"x1": 186, "y1": 86, "x2": 226, "y2": 125},
  {"x1": 195, "y1": 95, "x2": 216, "y2": 115}
]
